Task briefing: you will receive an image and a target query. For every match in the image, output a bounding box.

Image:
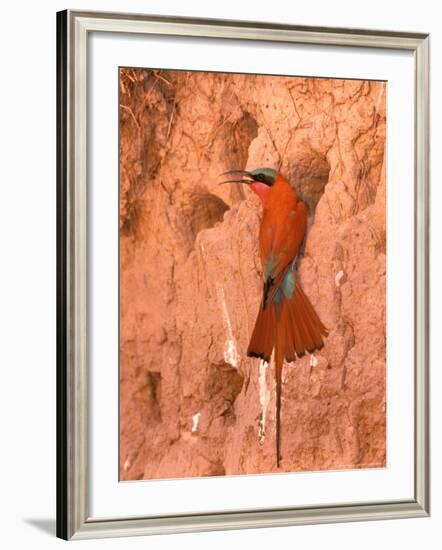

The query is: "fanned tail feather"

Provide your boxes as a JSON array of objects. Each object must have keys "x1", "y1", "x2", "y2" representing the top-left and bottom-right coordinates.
[
  {"x1": 247, "y1": 299, "x2": 276, "y2": 362},
  {"x1": 247, "y1": 280, "x2": 327, "y2": 365},
  {"x1": 247, "y1": 279, "x2": 328, "y2": 467}
]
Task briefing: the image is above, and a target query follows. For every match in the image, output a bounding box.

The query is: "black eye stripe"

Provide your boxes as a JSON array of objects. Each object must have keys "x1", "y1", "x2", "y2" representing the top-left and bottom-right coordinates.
[{"x1": 251, "y1": 170, "x2": 276, "y2": 186}]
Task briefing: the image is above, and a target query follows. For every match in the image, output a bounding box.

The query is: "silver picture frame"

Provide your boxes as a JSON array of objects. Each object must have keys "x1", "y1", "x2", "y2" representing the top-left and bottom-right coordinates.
[{"x1": 56, "y1": 9, "x2": 430, "y2": 540}]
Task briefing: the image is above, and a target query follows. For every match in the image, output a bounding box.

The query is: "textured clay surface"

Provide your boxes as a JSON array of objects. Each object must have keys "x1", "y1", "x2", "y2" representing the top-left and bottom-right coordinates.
[{"x1": 119, "y1": 69, "x2": 386, "y2": 480}]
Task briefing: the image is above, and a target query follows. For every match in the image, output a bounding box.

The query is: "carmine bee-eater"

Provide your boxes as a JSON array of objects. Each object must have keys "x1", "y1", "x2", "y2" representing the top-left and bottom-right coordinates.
[{"x1": 221, "y1": 168, "x2": 328, "y2": 467}]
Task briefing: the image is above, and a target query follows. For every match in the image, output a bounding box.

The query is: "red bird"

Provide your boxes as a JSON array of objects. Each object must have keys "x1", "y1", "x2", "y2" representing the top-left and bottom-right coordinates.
[{"x1": 222, "y1": 168, "x2": 328, "y2": 467}]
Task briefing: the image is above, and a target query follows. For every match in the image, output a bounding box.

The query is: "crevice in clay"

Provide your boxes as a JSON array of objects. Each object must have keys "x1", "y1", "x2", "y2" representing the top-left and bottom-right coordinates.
[
  {"x1": 186, "y1": 192, "x2": 230, "y2": 243},
  {"x1": 286, "y1": 152, "x2": 331, "y2": 226}
]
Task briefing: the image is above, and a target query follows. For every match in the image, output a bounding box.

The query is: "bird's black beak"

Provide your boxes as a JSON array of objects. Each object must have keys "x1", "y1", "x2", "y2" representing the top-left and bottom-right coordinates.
[{"x1": 219, "y1": 169, "x2": 254, "y2": 185}]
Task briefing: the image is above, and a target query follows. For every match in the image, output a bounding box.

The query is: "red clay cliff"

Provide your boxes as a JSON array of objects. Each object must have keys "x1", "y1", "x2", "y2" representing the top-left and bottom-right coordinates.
[{"x1": 119, "y1": 69, "x2": 386, "y2": 480}]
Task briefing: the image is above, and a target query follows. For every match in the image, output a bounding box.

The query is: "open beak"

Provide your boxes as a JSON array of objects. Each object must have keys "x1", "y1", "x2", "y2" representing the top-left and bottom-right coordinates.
[{"x1": 219, "y1": 169, "x2": 254, "y2": 185}]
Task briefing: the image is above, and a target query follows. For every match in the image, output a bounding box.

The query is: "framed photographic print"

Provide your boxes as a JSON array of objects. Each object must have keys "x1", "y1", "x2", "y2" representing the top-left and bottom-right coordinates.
[{"x1": 57, "y1": 9, "x2": 430, "y2": 540}]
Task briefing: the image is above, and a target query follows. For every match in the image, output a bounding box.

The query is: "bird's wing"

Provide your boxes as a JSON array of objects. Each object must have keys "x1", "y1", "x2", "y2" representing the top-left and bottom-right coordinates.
[{"x1": 259, "y1": 201, "x2": 307, "y2": 304}]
